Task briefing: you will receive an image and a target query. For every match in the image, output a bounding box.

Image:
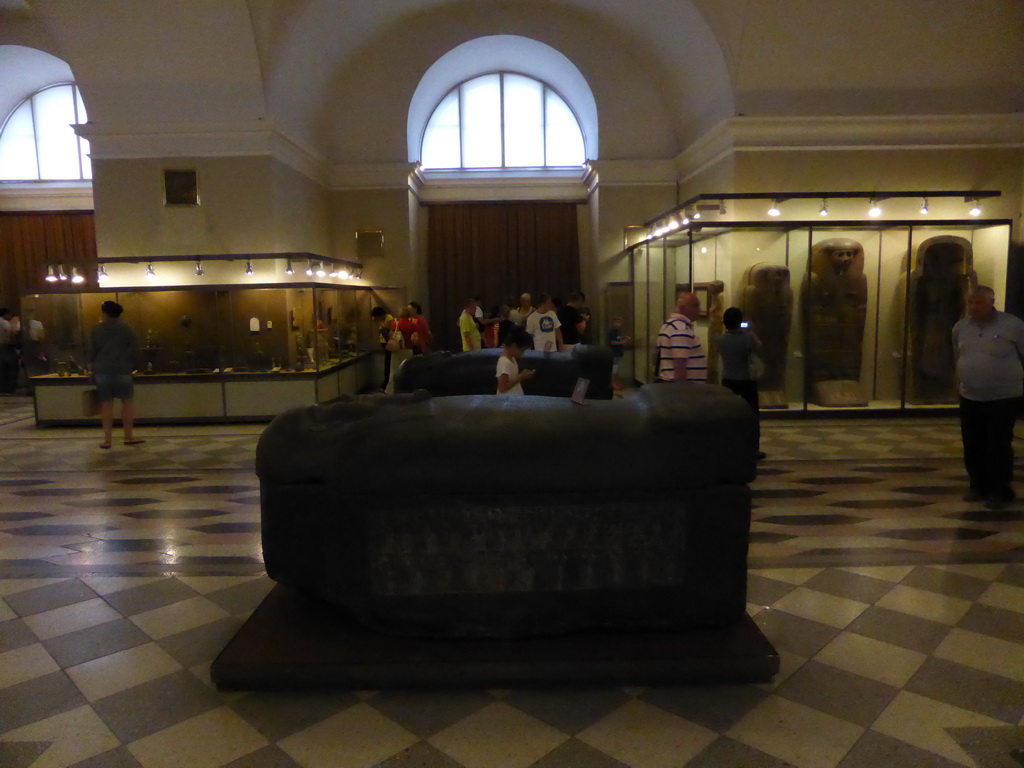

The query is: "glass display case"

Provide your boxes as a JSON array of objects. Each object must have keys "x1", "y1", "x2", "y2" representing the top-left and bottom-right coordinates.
[
  {"x1": 24, "y1": 283, "x2": 407, "y2": 424},
  {"x1": 625, "y1": 220, "x2": 1011, "y2": 411}
]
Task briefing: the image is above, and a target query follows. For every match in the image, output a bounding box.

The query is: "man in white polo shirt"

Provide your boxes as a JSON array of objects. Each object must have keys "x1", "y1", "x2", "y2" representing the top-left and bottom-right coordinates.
[{"x1": 656, "y1": 292, "x2": 706, "y2": 382}]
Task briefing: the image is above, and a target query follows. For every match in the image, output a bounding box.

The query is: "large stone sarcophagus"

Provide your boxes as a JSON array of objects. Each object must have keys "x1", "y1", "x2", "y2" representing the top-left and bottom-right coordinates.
[{"x1": 257, "y1": 384, "x2": 756, "y2": 639}]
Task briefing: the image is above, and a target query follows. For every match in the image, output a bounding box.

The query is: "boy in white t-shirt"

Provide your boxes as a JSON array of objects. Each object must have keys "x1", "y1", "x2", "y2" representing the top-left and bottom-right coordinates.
[
  {"x1": 525, "y1": 294, "x2": 562, "y2": 352},
  {"x1": 496, "y1": 328, "x2": 536, "y2": 395}
]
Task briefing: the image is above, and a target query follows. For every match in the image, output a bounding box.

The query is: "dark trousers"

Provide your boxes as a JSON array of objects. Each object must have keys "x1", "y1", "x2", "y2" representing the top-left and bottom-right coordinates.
[
  {"x1": 722, "y1": 378, "x2": 761, "y2": 451},
  {"x1": 380, "y1": 344, "x2": 391, "y2": 390},
  {"x1": 0, "y1": 346, "x2": 18, "y2": 393},
  {"x1": 959, "y1": 396, "x2": 1019, "y2": 495}
]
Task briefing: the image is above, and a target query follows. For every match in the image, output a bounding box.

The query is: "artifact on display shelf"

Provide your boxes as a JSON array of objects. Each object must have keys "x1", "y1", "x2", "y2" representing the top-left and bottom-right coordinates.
[
  {"x1": 906, "y1": 235, "x2": 976, "y2": 405},
  {"x1": 740, "y1": 264, "x2": 792, "y2": 409},
  {"x1": 801, "y1": 239, "x2": 869, "y2": 407}
]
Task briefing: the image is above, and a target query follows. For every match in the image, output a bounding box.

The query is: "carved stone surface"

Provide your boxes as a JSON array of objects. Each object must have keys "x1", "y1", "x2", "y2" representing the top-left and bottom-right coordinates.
[
  {"x1": 257, "y1": 384, "x2": 756, "y2": 638},
  {"x1": 907, "y1": 236, "x2": 976, "y2": 404},
  {"x1": 740, "y1": 264, "x2": 792, "y2": 408},
  {"x1": 394, "y1": 345, "x2": 613, "y2": 399},
  {"x1": 801, "y1": 239, "x2": 869, "y2": 407}
]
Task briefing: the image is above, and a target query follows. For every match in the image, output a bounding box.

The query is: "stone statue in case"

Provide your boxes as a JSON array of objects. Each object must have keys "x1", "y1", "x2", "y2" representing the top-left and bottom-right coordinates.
[{"x1": 740, "y1": 264, "x2": 793, "y2": 409}]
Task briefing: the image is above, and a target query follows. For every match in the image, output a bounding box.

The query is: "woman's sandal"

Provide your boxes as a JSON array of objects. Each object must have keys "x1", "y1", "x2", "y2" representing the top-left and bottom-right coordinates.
[
  {"x1": 99, "y1": 442, "x2": 111, "y2": 450},
  {"x1": 124, "y1": 439, "x2": 145, "y2": 446}
]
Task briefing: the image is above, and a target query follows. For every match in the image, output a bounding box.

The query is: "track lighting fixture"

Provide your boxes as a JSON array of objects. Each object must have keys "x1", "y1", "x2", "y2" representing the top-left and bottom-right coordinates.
[
  {"x1": 328, "y1": 265, "x2": 339, "y2": 278},
  {"x1": 146, "y1": 263, "x2": 157, "y2": 279},
  {"x1": 969, "y1": 199, "x2": 982, "y2": 216},
  {"x1": 70, "y1": 267, "x2": 84, "y2": 284},
  {"x1": 767, "y1": 201, "x2": 781, "y2": 217},
  {"x1": 57, "y1": 265, "x2": 67, "y2": 281},
  {"x1": 284, "y1": 258, "x2": 294, "y2": 275},
  {"x1": 315, "y1": 262, "x2": 327, "y2": 277},
  {"x1": 920, "y1": 198, "x2": 929, "y2": 215},
  {"x1": 718, "y1": 201, "x2": 727, "y2": 216},
  {"x1": 97, "y1": 265, "x2": 109, "y2": 283},
  {"x1": 339, "y1": 268, "x2": 350, "y2": 279},
  {"x1": 45, "y1": 265, "x2": 58, "y2": 282},
  {"x1": 305, "y1": 260, "x2": 314, "y2": 276},
  {"x1": 868, "y1": 199, "x2": 882, "y2": 217},
  {"x1": 195, "y1": 259, "x2": 204, "y2": 276},
  {"x1": 245, "y1": 259, "x2": 254, "y2": 275},
  {"x1": 819, "y1": 199, "x2": 829, "y2": 216}
]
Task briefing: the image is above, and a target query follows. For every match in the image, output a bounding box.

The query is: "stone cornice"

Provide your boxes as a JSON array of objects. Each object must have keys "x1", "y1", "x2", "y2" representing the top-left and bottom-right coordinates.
[
  {"x1": 74, "y1": 121, "x2": 330, "y2": 185},
  {"x1": 676, "y1": 113, "x2": 1024, "y2": 183},
  {"x1": 0, "y1": 182, "x2": 93, "y2": 211}
]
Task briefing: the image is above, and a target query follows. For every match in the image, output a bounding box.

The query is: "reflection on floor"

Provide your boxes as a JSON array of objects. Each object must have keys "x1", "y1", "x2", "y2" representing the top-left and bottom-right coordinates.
[{"x1": 0, "y1": 394, "x2": 1022, "y2": 768}]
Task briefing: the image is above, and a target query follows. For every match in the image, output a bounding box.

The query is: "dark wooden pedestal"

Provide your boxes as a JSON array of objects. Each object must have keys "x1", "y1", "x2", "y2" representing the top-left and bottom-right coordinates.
[{"x1": 212, "y1": 584, "x2": 780, "y2": 690}]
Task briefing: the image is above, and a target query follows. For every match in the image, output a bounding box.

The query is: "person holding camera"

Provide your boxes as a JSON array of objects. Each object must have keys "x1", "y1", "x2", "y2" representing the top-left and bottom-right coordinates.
[{"x1": 718, "y1": 306, "x2": 766, "y2": 460}]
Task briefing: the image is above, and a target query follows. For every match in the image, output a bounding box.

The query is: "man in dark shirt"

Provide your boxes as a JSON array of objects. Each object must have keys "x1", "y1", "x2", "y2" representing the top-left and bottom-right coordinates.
[{"x1": 556, "y1": 292, "x2": 587, "y2": 347}]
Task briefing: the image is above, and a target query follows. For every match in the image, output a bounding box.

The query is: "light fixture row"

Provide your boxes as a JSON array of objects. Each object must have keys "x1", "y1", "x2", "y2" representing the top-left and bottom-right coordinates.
[
  {"x1": 48, "y1": 259, "x2": 363, "y2": 284},
  {"x1": 646, "y1": 194, "x2": 988, "y2": 241},
  {"x1": 765, "y1": 197, "x2": 982, "y2": 219}
]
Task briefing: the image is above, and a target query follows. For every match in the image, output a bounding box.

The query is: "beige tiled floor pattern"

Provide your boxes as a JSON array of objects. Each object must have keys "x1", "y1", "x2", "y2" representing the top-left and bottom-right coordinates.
[{"x1": 0, "y1": 395, "x2": 1022, "y2": 767}]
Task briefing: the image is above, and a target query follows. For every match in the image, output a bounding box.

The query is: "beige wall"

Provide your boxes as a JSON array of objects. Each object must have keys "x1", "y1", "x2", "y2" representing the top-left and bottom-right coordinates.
[
  {"x1": 331, "y1": 188, "x2": 416, "y2": 295},
  {"x1": 93, "y1": 156, "x2": 274, "y2": 259},
  {"x1": 270, "y1": 159, "x2": 331, "y2": 255}
]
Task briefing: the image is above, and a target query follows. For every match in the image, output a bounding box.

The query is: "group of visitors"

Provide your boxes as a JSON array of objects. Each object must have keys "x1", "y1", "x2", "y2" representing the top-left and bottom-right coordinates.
[
  {"x1": 371, "y1": 302, "x2": 432, "y2": 393},
  {"x1": 458, "y1": 291, "x2": 591, "y2": 353},
  {"x1": 654, "y1": 285, "x2": 1024, "y2": 509},
  {"x1": 0, "y1": 307, "x2": 47, "y2": 395}
]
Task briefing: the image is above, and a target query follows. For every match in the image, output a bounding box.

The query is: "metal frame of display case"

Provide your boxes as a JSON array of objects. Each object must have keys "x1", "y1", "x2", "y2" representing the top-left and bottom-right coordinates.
[{"x1": 624, "y1": 215, "x2": 1014, "y2": 415}]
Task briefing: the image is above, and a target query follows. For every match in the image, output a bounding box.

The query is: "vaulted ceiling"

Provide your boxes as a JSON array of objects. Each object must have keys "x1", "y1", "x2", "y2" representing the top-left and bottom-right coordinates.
[{"x1": 1, "y1": 0, "x2": 1022, "y2": 165}]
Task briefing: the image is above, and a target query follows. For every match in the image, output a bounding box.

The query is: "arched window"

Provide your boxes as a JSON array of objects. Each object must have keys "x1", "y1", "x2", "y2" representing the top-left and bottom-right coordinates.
[
  {"x1": 421, "y1": 73, "x2": 585, "y2": 170},
  {"x1": 0, "y1": 84, "x2": 91, "y2": 181}
]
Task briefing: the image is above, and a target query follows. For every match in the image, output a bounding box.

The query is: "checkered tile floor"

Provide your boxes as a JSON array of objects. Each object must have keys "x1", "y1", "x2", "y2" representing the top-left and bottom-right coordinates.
[{"x1": 1, "y1": 395, "x2": 1022, "y2": 767}]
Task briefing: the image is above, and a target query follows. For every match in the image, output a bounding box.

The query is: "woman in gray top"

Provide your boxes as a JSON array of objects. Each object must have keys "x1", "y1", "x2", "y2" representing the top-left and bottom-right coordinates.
[
  {"x1": 717, "y1": 306, "x2": 765, "y2": 460},
  {"x1": 89, "y1": 301, "x2": 143, "y2": 449}
]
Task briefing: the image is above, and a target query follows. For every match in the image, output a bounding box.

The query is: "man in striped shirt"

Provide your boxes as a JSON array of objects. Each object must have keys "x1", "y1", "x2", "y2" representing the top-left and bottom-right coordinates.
[{"x1": 656, "y1": 292, "x2": 706, "y2": 382}]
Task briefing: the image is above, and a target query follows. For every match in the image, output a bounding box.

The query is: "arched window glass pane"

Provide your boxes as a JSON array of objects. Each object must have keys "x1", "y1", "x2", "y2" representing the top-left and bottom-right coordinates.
[
  {"x1": 0, "y1": 102, "x2": 39, "y2": 180},
  {"x1": 0, "y1": 84, "x2": 91, "y2": 181},
  {"x1": 75, "y1": 87, "x2": 92, "y2": 180},
  {"x1": 461, "y1": 74, "x2": 502, "y2": 168},
  {"x1": 421, "y1": 91, "x2": 461, "y2": 170},
  {"x1": 503, "y1": 74, "x2": 544, "y2": 167},
  {"x1": 545, "y1": 90, "x2": 585, "y2": 166},
  {"x1": 34, "y1": 85, "x2": 80, "y2": 179}
]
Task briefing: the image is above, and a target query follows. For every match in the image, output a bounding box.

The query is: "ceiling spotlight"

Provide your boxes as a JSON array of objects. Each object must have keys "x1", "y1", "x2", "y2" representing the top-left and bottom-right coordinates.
[
  {"x1": 305, "y1": 259, "x2": 314, "y2": 276},
  {"x1": 666, "y1": 217, "x2": 679, "y2": 231},
  {"x1": 920, "y1": 198, "x2": 929, "y2": 215},
  {"x1": 57, "y1": 265, "x2": 68, "y2": 281},
  {"x1": 767, "y1": 201, "x2": 781, "y2": 217},
  {"x1": 819, "y1": 199, "x2": 829, "y2": 216},
  {"x1": 45, "y1": 265, "x2": 58, "y2": 282},
  {"x1": 245, "y1": 259, "x2": 254, "y2": 275},
  {"x1": 868, "y1": 199, "x2": 882, "y2": 217},
  {"x1": 718, "y1": 201, "x2": 727, "y2": 215},
  {"x1": 97, "y1": 265, "x2": 109, "y2": 283},
  {"x1": 328, "y1": 265, "x2": 340, "y2": 278},
  {"x1": 315, "y1": 261, "x2": 327, "y2": 277},
  {"x1": 284, "y1": 258, "x2": 294, "y2": 275},
  {"x1": 692, "y1": 210, "x2": 701, "y2": 220},
  {"x1": 146, "y1": 263, "x2": 157, "y2": 279},
  {"x1": 700, "y1": 246, "x2": 708, "y2": 254},
  {"x1": 70, "y1": 267, "x2": 84, "y2": 284},
  {"x1": 193, "y1": 259, "x2": 204, "y2": 276},
  {"x1": 339, "y1": 268, "x2": 350, "y2": 279},
  {"x1": 969, "y1": 199, "x2": 982, "y2": 217},
  {"x1": 681, "y1": 215, "x2": 689, "y2": 226}
]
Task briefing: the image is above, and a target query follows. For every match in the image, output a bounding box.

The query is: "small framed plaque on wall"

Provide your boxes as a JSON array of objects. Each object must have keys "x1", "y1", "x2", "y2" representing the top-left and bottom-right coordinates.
[{"x1": 164, "y1": 169, "x2": 200, "y2": 206}]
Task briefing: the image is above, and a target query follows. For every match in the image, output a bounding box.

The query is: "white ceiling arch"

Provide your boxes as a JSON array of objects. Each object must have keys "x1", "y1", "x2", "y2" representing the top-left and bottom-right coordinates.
[{"x1": 407, "y1": 35, "x2": 599, "y2": 164}]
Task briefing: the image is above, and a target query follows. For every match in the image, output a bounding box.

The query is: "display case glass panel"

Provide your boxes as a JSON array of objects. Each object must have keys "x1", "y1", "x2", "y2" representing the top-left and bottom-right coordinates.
[{"x1": 625, "y1": 220, "x2": 1011, "y2": 411}]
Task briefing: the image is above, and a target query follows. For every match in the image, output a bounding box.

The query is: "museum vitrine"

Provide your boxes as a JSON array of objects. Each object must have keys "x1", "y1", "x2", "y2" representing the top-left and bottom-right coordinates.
[
  {"x1": 24, "y1": 281, "x2": 407, "y2": 424},
  {"x1": 626, "y1": 219, "x2": 1011, "y2": 412}
]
